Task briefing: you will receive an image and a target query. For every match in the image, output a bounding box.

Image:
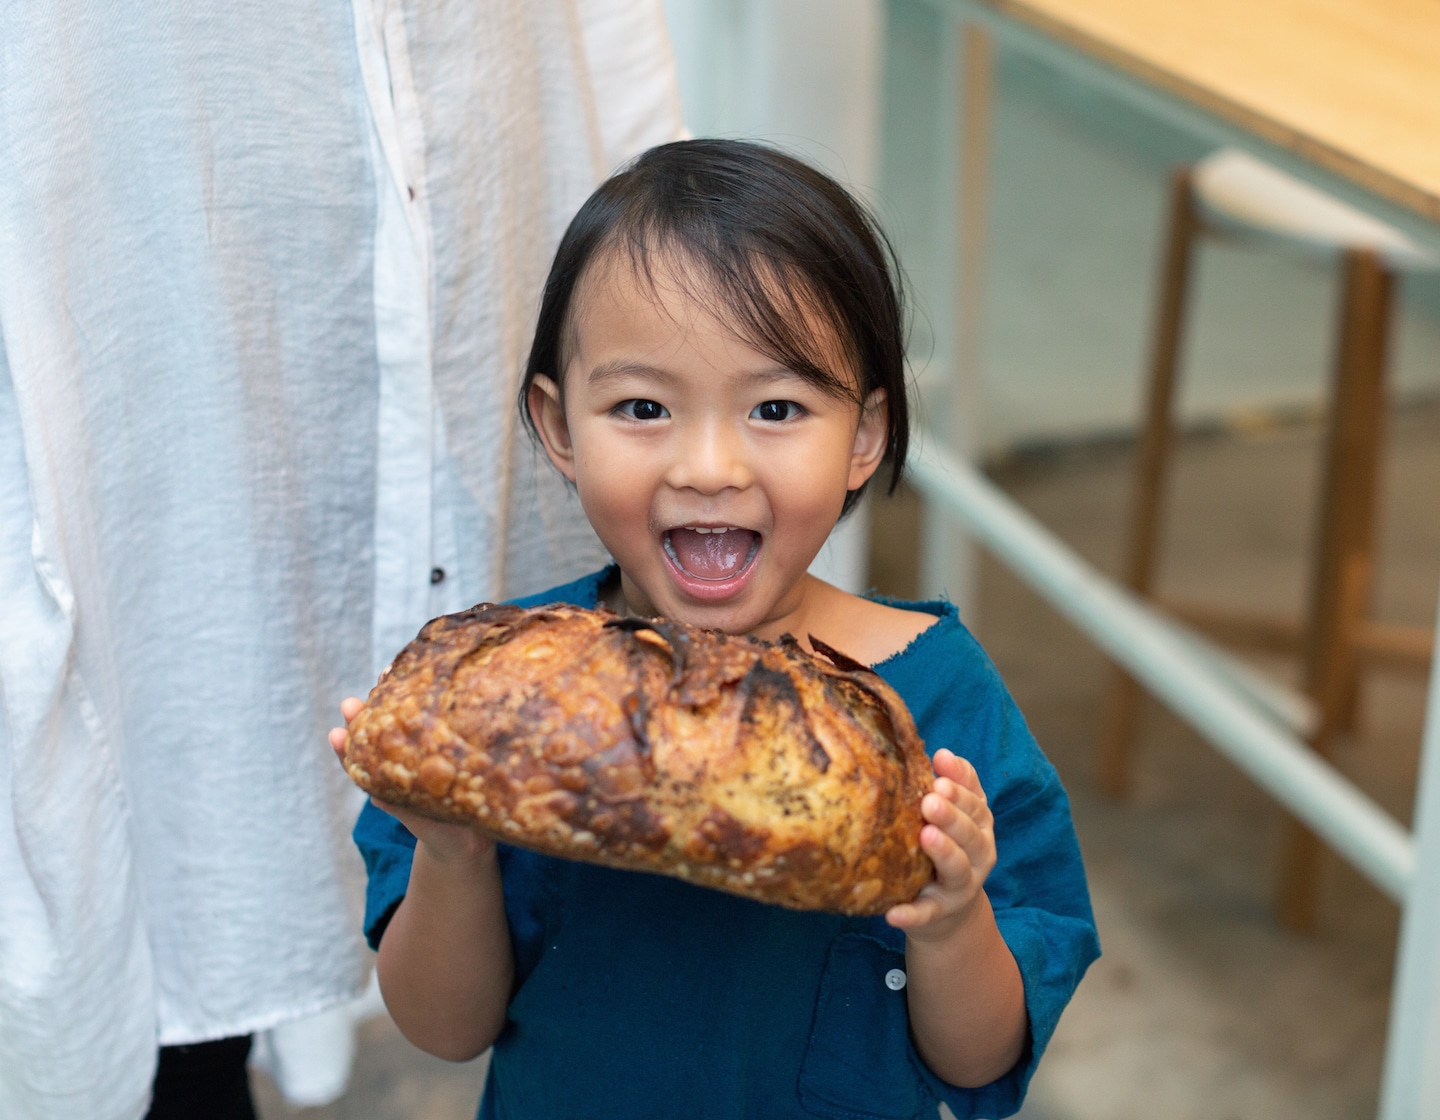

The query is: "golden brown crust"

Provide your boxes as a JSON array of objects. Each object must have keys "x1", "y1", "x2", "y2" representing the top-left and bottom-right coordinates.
[{"x1": 341, "y1": 603, "x2": 935, "y2": 914}]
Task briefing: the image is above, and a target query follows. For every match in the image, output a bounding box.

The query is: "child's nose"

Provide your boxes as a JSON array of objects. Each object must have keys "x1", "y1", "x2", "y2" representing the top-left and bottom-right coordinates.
[{"x1": 666, "y1": 420, "x2": 754, "y2": 494}]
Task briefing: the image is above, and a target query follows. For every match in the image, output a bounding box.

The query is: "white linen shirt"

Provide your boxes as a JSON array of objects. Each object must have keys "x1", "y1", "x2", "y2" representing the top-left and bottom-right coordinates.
[{"x1": 0, "y1": 3, "x2": 682, "y2": 1117}]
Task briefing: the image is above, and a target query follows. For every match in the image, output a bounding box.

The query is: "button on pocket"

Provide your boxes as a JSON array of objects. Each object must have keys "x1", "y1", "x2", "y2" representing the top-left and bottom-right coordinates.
[{"x1": 798, "y1": 933, "x2": 928, "y2": 1120}]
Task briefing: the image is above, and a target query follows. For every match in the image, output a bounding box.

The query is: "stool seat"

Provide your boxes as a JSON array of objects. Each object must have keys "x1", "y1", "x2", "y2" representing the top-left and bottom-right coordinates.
[{"x1": 1193, "y1": 148, "x2": 1437, "y2": 270}]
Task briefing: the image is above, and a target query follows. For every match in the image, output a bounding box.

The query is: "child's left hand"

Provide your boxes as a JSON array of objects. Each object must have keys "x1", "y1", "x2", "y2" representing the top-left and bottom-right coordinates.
[{"x1": 885, "y1": 748, "x2": 996, "y2": 942}]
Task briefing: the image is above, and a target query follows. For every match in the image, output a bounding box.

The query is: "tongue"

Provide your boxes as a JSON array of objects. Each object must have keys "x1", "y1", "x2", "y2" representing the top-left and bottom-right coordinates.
[{"x1": 668, "y1": 529, "x2": 757, "y2": 580}]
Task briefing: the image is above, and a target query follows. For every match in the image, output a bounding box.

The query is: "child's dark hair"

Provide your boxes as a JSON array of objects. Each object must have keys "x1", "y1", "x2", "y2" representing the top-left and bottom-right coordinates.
[{"x1": 520, "y1": 138, "x2": 908, "y2": 516}]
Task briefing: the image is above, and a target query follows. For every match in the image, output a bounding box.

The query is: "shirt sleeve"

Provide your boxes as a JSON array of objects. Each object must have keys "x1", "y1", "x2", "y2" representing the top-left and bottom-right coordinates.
[
  {"x1": 889, "y1": 621, "x2": 1101, "y2": 1118},
  {"x1": 919, "y1": 767, "x2": 1099, "y2": 1118},
  {"x1": 353, "y1": 800, "x2": 418, "y2": 951},
  {"x1": 352, "y1": 799, "x2": 550, "y2": 984}
]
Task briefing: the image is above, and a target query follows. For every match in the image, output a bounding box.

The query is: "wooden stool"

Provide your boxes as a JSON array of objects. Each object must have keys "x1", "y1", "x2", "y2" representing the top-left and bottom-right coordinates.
[{"x1": 1099, "y1": 148, "x2": 1437, "y2": 929}]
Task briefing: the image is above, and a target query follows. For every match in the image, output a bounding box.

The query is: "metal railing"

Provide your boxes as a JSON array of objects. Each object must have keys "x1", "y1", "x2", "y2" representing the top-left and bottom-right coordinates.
[
  {"x1": 910, "y1": 433, "x2": 1414, "y2": 898},
  {"x1": 907, "y1": 430, "x2": 1440, "y2": 1118}
]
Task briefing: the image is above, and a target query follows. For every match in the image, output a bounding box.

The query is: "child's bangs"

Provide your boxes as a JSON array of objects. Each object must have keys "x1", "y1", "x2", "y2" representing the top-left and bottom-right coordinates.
[{"x1": 613, "y1": 220, "x2": 866, "y2": 406}]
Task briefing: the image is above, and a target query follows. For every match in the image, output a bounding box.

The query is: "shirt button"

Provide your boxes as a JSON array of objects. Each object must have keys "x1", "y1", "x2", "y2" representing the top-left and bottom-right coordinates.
[
  {"x1": 430, "y1": 567, "x2": 446, "y2": 584},
  {"x1": 885, "y1": 968, "x2": 907, "y2": 991}
]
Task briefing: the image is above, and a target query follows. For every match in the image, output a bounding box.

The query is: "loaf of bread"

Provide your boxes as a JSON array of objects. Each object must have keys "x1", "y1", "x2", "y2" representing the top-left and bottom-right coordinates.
[{"x1": 341, "y1": 602, "x2": 935, "y2": 914}]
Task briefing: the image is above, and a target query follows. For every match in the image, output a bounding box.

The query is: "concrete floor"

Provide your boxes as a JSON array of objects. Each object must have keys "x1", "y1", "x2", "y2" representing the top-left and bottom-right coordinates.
[{"x1": 253, "y1": 401, "x2": 1439, "y2": 1120}]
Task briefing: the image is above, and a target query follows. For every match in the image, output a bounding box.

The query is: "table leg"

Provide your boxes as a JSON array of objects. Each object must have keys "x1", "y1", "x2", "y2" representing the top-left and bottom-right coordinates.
[
  {"x1": 957, "y1": 19, "x2": 994, "y2": 398},
  {"x1": 1098, "y1": 169, "x2": 1200, "y2": 797},
  {"x1": 921, "y1": 19, "x2": 994, "y2": 614}
]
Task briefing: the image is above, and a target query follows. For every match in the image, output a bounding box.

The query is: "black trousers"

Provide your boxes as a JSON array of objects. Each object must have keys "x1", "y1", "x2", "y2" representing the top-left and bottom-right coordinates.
[{"x1": 145, "y1": 1035, "x2": 257, "y2": 1120}]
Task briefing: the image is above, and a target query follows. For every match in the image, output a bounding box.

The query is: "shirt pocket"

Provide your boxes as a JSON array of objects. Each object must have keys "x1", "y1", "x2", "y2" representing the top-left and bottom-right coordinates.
[{"x1": 797, "y1": 932, "x2": 930, "y2": 1120}]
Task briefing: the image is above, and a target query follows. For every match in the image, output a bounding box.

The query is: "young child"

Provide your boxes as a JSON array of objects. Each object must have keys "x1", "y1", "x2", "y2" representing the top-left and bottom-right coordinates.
[{"x1": 333, "y1": 139, "x2": 1098, "y2": 1120}]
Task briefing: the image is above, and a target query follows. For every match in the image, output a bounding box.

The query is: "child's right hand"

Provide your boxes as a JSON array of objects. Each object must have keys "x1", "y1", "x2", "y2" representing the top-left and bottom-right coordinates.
[
  {"x1": 335, "y1": 698, "x2": 512, "y2": 1063},
  {"x1": 329, "y1": 697, "x2": 496, "y2": 866}
]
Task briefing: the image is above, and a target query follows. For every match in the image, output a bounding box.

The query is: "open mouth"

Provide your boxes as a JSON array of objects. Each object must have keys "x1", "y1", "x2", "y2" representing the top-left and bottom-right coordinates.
[{"x1": 662, "y1": 525, "x2": 761, "y2": 583}]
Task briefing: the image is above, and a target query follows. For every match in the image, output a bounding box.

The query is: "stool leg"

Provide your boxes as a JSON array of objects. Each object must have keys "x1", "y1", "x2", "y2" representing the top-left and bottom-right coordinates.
[
  {"x1": 1276, "y1": 248, "x2": 1393, "y2": 930},
  {"x1": 1099, "y1": 169, "x2": 1200, "y2": 797},
  {"x1": 1334, "y1": 251, "x2": 1393, "y2": 736}
]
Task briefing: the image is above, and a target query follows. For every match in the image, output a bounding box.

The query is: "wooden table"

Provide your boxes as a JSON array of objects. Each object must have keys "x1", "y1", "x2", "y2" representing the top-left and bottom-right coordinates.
[
  {"x1": 918, "y1": 3, "x2": 1440, "y2": 1116},
  {"x1": 968, "y1": 0, "x2": 1440, "y2": 223}
]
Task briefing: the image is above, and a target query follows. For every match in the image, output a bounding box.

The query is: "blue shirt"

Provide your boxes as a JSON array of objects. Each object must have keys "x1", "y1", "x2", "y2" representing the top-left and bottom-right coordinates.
[{"x1": 355, "y1": 566, "x2": 1099, "y2": 1119}]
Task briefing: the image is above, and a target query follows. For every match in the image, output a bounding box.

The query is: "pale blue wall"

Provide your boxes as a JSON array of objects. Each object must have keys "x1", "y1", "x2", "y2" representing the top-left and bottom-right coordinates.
[{"x1": 665, "y1": 0, "x2": 1440, "y2": 455}]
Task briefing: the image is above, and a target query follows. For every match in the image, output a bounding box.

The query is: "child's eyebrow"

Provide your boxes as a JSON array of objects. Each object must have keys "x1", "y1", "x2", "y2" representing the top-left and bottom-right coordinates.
[
  {"x1": 586, "y1": 361, "x2": 807, "y2": 388},
  {"x1": 741, "y1": 367, "x2": 810, "y2": 386},
  {"x1": 587, "y1": 360, "x2": 675, "y2": 387}
]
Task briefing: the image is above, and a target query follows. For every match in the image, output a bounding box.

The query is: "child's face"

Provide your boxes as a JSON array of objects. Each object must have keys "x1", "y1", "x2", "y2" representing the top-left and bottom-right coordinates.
[{"x1": 529, "y1": 250, "x2": 887, "y2": 637}]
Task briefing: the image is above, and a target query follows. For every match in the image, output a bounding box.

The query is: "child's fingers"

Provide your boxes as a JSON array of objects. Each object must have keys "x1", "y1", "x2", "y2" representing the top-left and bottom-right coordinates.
[
  {"x1": 922, "y1": 791, "x2": 976, "y2": 843},
  {"x1": 329, "y1": 698, "x2": 364, "y2": 761},
  {"x1": 924, "y1": 784, "x2": 991, "y2": 847},
  {"x1": 951, "y1": 785, "x2": 994, "y2": 836},
  {"x1": 930, "y1": 776, "x2": 986, "y2": 823},
  {"x1": 920, "y1": 782, "x2": 996, "y2": 886},
  {"x1": 932, "y1": 748, "x2": 985, "y2": 798},
  {"x1": 920, "y1": 822, "x2": 975, "y2": 886},
  {"x1": 893, "y1": 754, "x2": 998, "y2": 935},
  {"x1": 885, "y1": 879, "x2": 955, "y2": 930},
  {"x1": 885, "y1": 892, "x2": 944, "y2": 931}
]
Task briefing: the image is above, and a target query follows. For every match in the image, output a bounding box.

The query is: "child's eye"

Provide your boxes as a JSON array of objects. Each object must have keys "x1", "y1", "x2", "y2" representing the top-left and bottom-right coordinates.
[
  {"x1": 615, "y1": 399, "x2": 669, "y2": 421},
  {"x1": 751, "y1": 400, "x2": 803, "y2": 422}
]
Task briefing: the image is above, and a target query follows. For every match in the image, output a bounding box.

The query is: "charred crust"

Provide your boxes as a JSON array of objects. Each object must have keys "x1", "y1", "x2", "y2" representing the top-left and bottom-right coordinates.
[
  {"x1": 604, "y1": 617, "x2": 654, "y2": 633},
  {"x1": 807, "y1": 634, "x2": 870, "y2": 675},
  {"x1": 739, "y1": 661, "x2": 831, "y2": 774},
  {"x1": 621, "y1": 691, "x2": 652, "y2": 758},
  {"x1": 606, "y1": 616, "x2": 692, "y2": 687}
]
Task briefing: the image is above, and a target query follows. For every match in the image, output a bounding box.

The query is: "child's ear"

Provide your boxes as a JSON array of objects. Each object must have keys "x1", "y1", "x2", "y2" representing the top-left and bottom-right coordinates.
[
  {"x1": 847, "y1": 388, "x2": 888, "y2": 491},
  {"x1": 528, "y1": 375, "x2": 577, "y2": 482}
]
